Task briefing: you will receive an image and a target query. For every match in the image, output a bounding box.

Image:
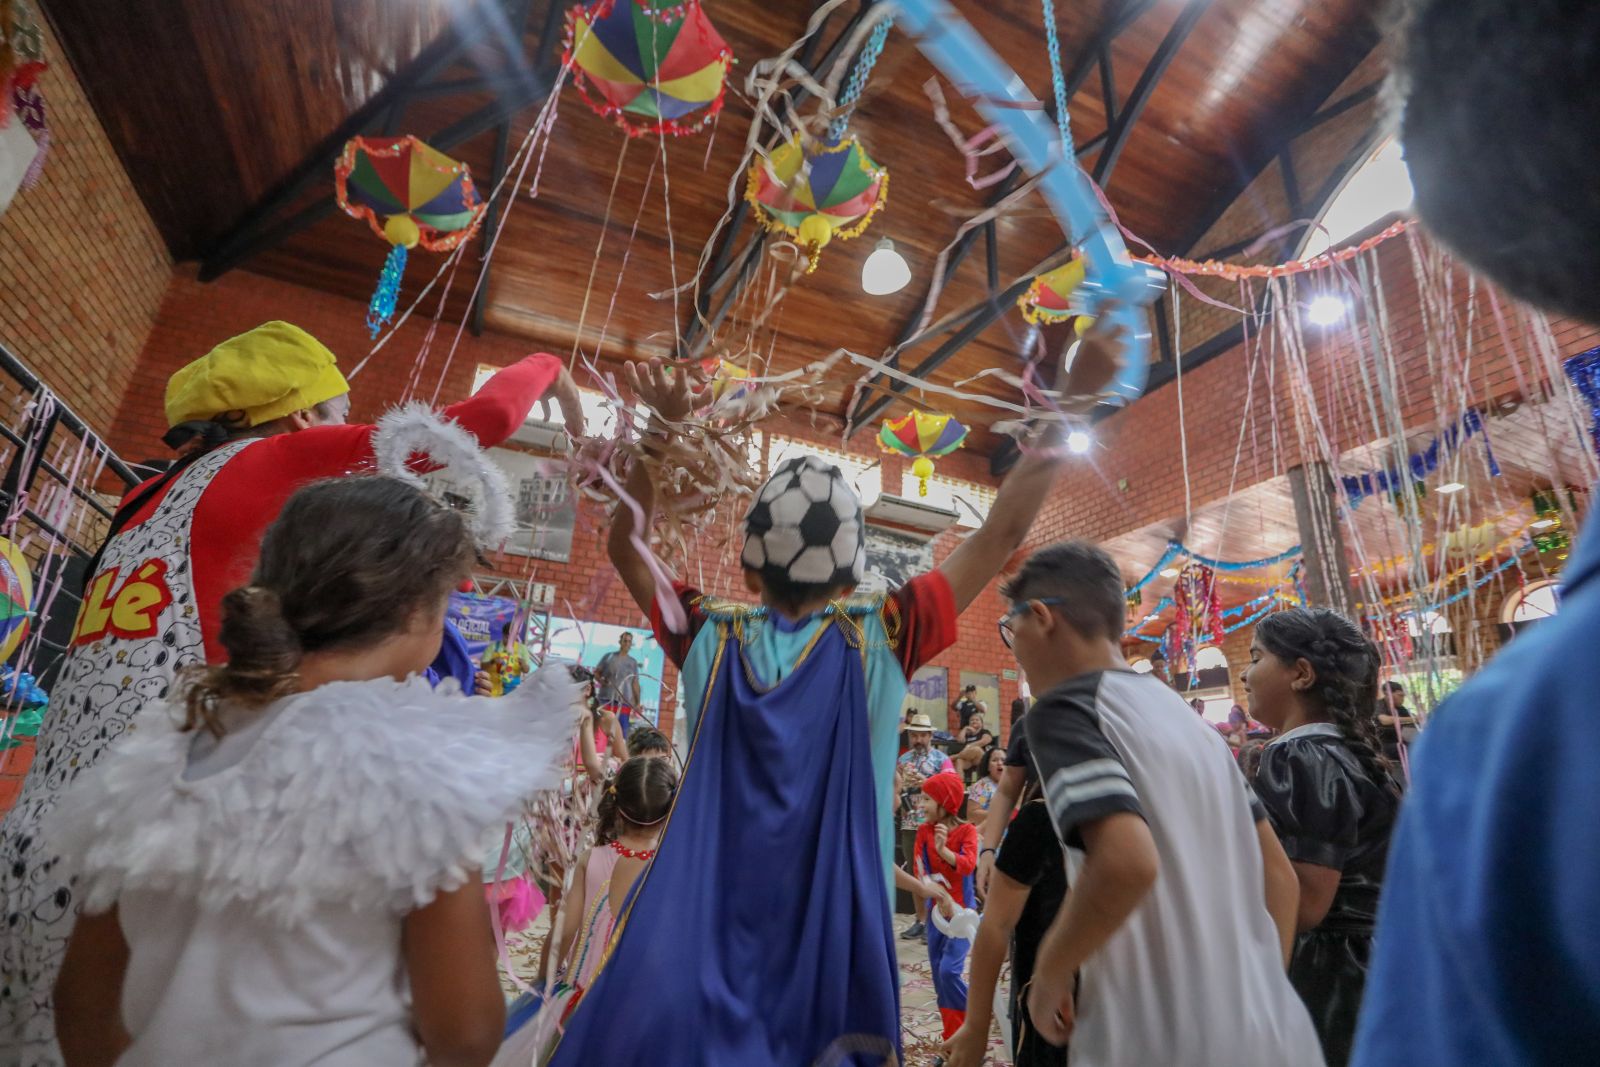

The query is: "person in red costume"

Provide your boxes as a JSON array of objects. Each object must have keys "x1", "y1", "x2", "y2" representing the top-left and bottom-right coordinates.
[{"x1": 0, "y1": 320, "x2": 581, "y2": 1065}]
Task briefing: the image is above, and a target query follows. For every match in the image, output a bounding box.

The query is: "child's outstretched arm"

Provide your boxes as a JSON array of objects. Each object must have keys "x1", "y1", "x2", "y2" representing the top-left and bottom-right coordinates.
[
  {"x1": 404, "y1": 874, "x2": 505, "y2": 1067},
  {"x1": 55, "y1": 908, "x2": 131, "y2": 1066},
  {"x1": 938, "y1": 433, "x2": 1065, "y2": 614},
  {"x1": 608, "y1": 360, "x2": 710, "y2": 619}
]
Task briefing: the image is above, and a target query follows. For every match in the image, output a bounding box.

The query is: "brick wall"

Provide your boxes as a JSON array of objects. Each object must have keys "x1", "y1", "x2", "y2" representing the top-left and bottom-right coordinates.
[
  {"x1": 111, "y1": 267, "x2": 1027, "y2": 740},
  {"x1": 0, "y1": 13, "x2": 170, "y2": 431}
]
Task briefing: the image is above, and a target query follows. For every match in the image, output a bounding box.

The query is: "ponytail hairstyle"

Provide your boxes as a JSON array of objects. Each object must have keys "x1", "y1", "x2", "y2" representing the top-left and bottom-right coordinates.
[
  {"x1": 1253, "y1": 608, "x2": 1397, "y2": 796},
  {"x1": 182, "y1": 476, "x2": 476, "y2": 736},
  {"x1": 594, "y1": 756, "x2": 678, "y2": 846}
]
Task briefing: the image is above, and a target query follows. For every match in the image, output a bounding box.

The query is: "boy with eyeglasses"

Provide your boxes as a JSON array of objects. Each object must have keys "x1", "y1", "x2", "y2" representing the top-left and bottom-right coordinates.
[{"x1": 1000, "y1": 540, "x2": 1318, "y2": 1065}]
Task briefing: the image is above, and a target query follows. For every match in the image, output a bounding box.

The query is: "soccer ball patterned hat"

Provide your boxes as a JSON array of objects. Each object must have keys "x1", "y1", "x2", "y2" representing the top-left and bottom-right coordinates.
[{"x1": 742, "y1": 455, "x2": 866, "y2": 588}]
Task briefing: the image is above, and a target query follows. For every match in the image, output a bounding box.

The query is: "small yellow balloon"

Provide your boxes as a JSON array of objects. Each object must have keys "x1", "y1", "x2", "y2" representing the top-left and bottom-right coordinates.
[
  {"x1": 911, "y1": 456, "x2": 934, "y2": 497},
  {"x1": 384, "y1": 214, "x2": 421, "y2": 249},
  {"x1": 797, "y1": 213, "x2": 834, "y2": 251},
  {"x1": 1074, "y1": 315, "x2": 1096, "y2": 337}
]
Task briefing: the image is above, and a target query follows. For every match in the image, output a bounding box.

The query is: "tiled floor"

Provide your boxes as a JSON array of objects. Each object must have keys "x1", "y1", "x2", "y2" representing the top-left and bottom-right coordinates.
[{"x1": 504, "y1": 910, "x2": 1016, "y2": 1065}]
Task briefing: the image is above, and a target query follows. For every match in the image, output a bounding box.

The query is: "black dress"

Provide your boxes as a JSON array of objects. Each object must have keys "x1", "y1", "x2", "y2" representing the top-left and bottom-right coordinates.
[{"x1": 1254, "y1": 723, "x2": 1401, "y2": 1067}]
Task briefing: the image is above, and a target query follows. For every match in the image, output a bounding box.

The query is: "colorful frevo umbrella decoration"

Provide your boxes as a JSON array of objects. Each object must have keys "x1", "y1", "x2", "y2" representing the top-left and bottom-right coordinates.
[
  {"x1": 335, "y1": 135, "x2": 486, "y2": 337},
  {"x1": 0, "y1": 536, "x2": 32, "y2": 664},
  {"x1": 1018, "y1": 256, "x2": 1095, "y2": 334},
  {"x1": 748, "y1": 133, "x2": 888, "y2": 273},
  {"x1": 878, "y1": 410, "x2": 968, "y2": 497},
  {"x1": 566, "y1": 0, "x2": 733, "y2": 138}
]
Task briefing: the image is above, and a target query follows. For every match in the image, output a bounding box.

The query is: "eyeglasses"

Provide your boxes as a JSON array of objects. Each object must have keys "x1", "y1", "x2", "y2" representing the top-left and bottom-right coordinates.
[{"x1": 998, "y1": 597, "x2": 1068, "y2": 649}]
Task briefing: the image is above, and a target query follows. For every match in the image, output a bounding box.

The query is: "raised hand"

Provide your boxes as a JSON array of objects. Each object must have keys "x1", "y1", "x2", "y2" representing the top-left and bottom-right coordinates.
[{"x1": 625, "y1": 359, "x2": 711, "y2": 426}]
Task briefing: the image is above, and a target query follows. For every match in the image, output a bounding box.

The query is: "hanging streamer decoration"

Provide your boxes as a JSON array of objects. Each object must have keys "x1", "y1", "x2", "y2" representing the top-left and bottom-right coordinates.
[
  {"x1": 877, "y1": 410, "x2": 969, "y2": 497},
  {"x1": 1563, "y1": 346, "x2": 1600, "y2": 459},
  {"x1": 0, "y1": 535, "x2": 31, "y2": 664},
  {"x1": 1165, "y1": 563, "x2": 1224, "y2": 678},
  {"x1": 1530, "y1": 488, "x2": 1573, "y2": 555},
  {"x1": 747, "y1": 132, "x2": 889, "y2": 273},
  {"x1": 826, "y1": 13, "x2": 892, "y2": 142},
  {"x1": 1340, "y1": 410, "x2": 1501, "y2": 509},
  {"x1": 335, "y1": 136, "x2": 486, "y2": 338},
  {"x1": 566, "y1": 0, "x2": 733, "y2": 138},
  {"x1": 0, "y1": 0, "x2": 45, "y2": 128}
]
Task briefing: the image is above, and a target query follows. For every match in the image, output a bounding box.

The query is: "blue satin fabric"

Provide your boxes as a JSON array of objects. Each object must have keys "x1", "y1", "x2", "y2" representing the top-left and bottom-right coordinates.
[{"x1": 547, "y1": 616, "x2": 901, "y2": 1066}]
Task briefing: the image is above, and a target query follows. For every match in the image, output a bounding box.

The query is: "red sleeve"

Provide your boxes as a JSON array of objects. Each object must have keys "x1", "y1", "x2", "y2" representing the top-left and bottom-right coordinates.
[
  {"x1": 950, "y1": 823, "x2": 980, "y2": 876},
  {"x1": 912, "y1": 824, "x2": 933, "y2": 875},
  {"x1": 888, "y1": 571, "x2": 959, "y2": 678},
  {"x1": 648, "y1": 581, "x2": 710, "y2": 669},
  {"x1": 440, "y1": 353, "x2": 563, "y2": 447}
]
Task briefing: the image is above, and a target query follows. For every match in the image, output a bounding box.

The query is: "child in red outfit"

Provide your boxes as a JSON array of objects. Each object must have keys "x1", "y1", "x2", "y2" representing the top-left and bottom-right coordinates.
[{"x1": 914, "y1": 770, "x2": 980, "y2": 1038}]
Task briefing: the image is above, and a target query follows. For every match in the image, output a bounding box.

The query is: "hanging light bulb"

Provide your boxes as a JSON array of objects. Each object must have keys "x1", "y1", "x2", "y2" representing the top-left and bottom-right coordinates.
[
  {"x1": 1066, "y1": 429, "x2": 1092, "y2": 454},
  {"x1": 1307, "y1": 295, "x2": 1348, "y2": 326},
  {"x1": 862, "y1": 238, "x2": 911, "y2": 296}
]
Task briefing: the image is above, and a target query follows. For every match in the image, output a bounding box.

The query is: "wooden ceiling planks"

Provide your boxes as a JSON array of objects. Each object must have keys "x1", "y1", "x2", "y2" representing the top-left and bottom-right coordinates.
[{"x1": 52, "y1": 0, "x2": 1386, "y2": 446}]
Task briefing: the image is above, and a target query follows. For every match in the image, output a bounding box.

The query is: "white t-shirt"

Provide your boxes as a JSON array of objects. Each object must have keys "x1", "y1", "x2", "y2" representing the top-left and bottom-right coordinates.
[
  {"x1": 1025, "y1": 670, "x2": 1324, "y2": 1067},
  {"x1": 49, "y1": 669, "x2": 580, "y2": 1066}
]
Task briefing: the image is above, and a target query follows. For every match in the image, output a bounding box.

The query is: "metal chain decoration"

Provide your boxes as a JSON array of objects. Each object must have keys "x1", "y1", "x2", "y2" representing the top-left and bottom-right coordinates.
[{"x1": 1040, "y1": 0, "x2": 1075, "y2": 153}]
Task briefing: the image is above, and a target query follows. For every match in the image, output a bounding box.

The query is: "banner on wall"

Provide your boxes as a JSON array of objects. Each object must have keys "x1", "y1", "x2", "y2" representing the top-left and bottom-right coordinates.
[
  {"x1": 958, "y1": 670, "x2": 1000, "y2": 731},
  {"x1": 447, "y1": 591, "x2": 521, "y2": 662},
  {"x1": 860, "y1": 526, "x2": 934, "y2": 594},
  {"x1": 544, "y1": 617, "x2": 666, "y2": 725},
  {"x1": 905, "y1": 665, "x2": 948, "y2": 727}
]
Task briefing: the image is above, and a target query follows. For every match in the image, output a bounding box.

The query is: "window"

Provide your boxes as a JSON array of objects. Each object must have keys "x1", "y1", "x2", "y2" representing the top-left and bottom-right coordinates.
[
  {"x1": 898, "y1": 472, "x2": 995, "y2": 529},
  {"x1": 1193, "y1": 646, "x2": 1229, "y2": 671},
  {"x1": 1502, "y1": 580, "x2": 1560, "y2": 625},
  {"x1": 1404, "y1": 610, "x2": 1453, "y2": 636},
  {"x1": 1129, "y1": 657, "x2": 1154, "y2": 675},
  {"x1": 1302, "y1": 137, "x2": 1414, "y2": 258},
  {"x1": 768, "y1": 436, "x2": 882, "y2": 507}
]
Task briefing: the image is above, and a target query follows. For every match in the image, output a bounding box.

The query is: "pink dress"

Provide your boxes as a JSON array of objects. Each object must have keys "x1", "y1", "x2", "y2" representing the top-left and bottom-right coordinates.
[{"x1": 566, "y1": 845, "x2": 620, "y2": 992}]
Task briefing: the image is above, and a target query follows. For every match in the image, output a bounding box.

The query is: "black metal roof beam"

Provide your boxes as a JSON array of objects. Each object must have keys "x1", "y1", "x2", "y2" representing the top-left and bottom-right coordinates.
[
  {"x1": 1296, "y1": 81, "x2": 1382, "y2": 136},
  {"x1": 197, "y1": 0, "x2": 548, "y2": 282},
  {"x1": 1090, "y1": 0, "x2": 1211, "y2": 186},
  {"x1": 1098, "y1": 45, "x2": 1117, "y2": 129},
  {"x1": 677, "y1": 0, "x2": 873, "y2": 357}
]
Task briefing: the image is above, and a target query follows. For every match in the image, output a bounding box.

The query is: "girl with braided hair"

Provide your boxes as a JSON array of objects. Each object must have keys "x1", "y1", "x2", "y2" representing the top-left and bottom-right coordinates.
[{"x1": 1243, "y1": 607, "x2": 1402, "y2": 1067}]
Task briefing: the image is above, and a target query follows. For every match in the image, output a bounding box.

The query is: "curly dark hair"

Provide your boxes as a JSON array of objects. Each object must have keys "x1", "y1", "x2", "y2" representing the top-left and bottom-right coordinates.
[
  {"x1": 1392, "y1": 0, "x2": 1600, "y2": 323},
  {"x1": 1254, "y1": 608, "x2": 1397, "y2": 796}
]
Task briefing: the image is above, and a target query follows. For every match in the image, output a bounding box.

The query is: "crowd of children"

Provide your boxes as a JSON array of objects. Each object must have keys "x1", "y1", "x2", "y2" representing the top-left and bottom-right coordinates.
[{"x1": 3, "y1": 0, "x2": 1597, "y2": 1063}]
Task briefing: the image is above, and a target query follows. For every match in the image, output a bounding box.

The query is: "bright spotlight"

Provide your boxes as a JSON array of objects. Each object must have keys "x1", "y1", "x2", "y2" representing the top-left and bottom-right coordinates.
[
  {"x1": 1066, "y1": 429, "x2": 1092, "y2": 454},
  {"x1": 1438, "y1": 482, "x2": 1465, "y2": 494},
  {"x1": 1307, "y1": 295, "x2": 1347, "y2": 326}
]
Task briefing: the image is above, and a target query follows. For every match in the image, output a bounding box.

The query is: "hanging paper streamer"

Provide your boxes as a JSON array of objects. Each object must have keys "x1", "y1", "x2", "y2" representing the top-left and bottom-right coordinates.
[
  {"x1": 335, "y1": 135, "x2": 486, "y2": 337},
  {"x1": 877, "y1": 410, "x2": 968, "y2": 496},
  {"x1": 1018, "y1": 257, "x2": 1094, "y2": 333},
  {"x1": 0, "y1": 536, "x2": 31, "y2": 664},
  {"x1": 1125, "y1": 541, "x2": 1302, "y2": 600},
  {"x1": 1165, "y1": 563, "x2": 1223, "y2": 679},
  {"x1": 747, "y1": 133, "x2": 888, "y2": 272},
  {"x1": 1564, "y1": 346, "x2": 1600, "y2": 459},
  {"x1": 566, "y1": 0, "x2": 733, "y2": 138},
  {"x1": 1340, "y1": 410, "x2": 1501, "y2": 509}
]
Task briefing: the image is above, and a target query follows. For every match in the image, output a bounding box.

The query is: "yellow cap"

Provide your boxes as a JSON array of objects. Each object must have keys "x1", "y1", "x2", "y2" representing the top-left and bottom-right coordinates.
[{"x1": 164, "y1": 322, "x2": 350, "y2": 429}]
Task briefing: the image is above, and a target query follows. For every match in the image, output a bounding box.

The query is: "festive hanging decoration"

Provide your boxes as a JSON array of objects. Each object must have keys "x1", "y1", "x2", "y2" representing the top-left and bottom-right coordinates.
[
  {"x1": 1165, "y1": 564, "x2": 1224, "y2": 678},
  {"x1": 1564, "y1": 346, "x2": 1600, "y2": 458},
  {"x1": 565, "y1": 0, "x2": 733, "y2": 138},
  {"x1": 1134, "y1": 219, "x2": 1414, "y2": 282},
  {"x1": 1018, "y1": 257, "x2": 1095, "y2": 333},
  {"x1": 700, "y1": 357, "x2": 750, "y2": 406},
  {"x1": 747, "y1": 133, "x2": 889, "y2": 272},
  {"x1": 10, "y1": 81, "x2": 46, "y2": 188},
  {"x1": 826, "y1": 14, "x2": 892, "y2": 142},
  {"x1": 1125, "y1": 541, "x2": 1302, "y2": 599},
  {"x1": 1531, "y1": 488, "x2": 1573, "y2": 555},
  {"x1": 335, "y1": 136, "x2": 486, "y2": 337},
  {"x1": 0, "y1": 535, "x2": 32, "y2": 664},
  {"x1": 1340, "y1": 410, "x2": 1500, "y2": 509},
  {"x1": 877, "y1": 410, "x2": 968, "y2": 496}
]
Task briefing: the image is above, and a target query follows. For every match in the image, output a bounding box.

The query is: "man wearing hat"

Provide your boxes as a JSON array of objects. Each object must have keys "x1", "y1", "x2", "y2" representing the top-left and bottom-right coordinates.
[
  {"x1": 0, "y1": 321, "x2": 581, "y2": 1062},
  {"x1": 898, "y1": 711, "x2": 955, "y2": 940}
]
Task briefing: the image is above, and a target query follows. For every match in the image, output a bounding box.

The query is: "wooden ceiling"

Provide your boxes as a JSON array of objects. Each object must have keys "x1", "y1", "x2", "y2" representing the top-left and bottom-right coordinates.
[{"x1": 49, "y1": 0, "x2": 1383, "y2": 451}]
